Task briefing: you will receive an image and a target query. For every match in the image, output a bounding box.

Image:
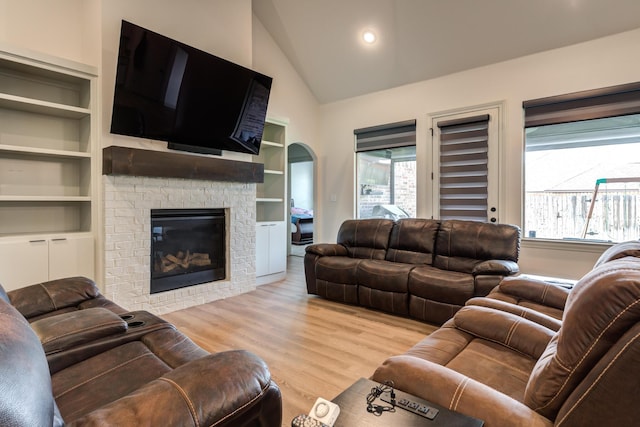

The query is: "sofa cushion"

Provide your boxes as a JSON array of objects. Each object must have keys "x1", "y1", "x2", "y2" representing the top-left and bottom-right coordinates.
[
  {"x1": 336, "y1": 219, "x2": 394, "y2": 260},
  {"x1": 314, "y1": 257, "x2": 361, "y2": 303},
  {"x1": 409, "y1": 266, "x2": 474, "y2": 305},
  {"x1": 385, "y1": 218, "x2": 439, "y2": 264},
  {"x1": 357, "y1": 260, "x2": 412, "y2": 293},
  {"x1": 357, "y1": 260, "x2": 412, "y2": 315},
  {"x1": 433, "y1": 220, "x2": 520, "y2": 274},
  {"x1": 593, "y1": 239, "x2": 640, "y2": 267}
]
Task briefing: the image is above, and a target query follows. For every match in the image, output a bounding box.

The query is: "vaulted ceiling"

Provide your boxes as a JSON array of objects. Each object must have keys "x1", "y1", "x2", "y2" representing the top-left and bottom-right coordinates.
[{"x1": 253, "y1": 0, "x2": 640, "y2": 104}]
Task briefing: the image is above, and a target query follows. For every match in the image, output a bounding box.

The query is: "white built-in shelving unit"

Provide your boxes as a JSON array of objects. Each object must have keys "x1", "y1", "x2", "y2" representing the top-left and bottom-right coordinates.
[
  {"x1": 253, "y1": 118, "x2": 288, "y2": 284},
  {"x1": 0, "y1": 44, "x2": 97, "y2": 290}
]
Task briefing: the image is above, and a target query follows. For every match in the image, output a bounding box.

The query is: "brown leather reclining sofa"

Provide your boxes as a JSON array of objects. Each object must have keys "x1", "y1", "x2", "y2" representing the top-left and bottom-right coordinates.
[
  {"x1": 304, "y1": 218, "x2": 521, "y2": 324},
  {"x1": 372, "y1": 240, "x2": 640, "y2": 426},
  {"x1": 0, "y1": 278, "x2": 282, "y2": 426}
]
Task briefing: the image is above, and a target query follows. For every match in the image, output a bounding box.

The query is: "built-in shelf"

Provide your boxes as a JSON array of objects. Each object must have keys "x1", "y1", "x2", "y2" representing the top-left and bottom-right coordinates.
[
  {"x1": 253, "y1": 118, "x2": 288, "y2": 284},
  {"x1": 261, "y1": 140, "x2": 284, "y2": 148},
  {"x1": 256, "y1": 197, "x2": 284, "y2": 203},
  {"x1": 264, "y1": 169, "x2": 284, "y2": 175},
  {"x1": 0, "y1": 93, "x2": 91, "y2": 118},
  {"x1": 0, "y1": 196, "x2": 91, "y2": 202},
  {"x1": 0, "y1": 144, "x2": 90, "y2": 159},
  {"x1": 0, "y1": 45, "x2": 97, "y2": 238}
]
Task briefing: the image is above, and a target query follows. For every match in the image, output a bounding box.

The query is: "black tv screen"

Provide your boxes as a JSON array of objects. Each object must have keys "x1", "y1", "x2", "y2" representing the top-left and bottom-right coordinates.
[{"x1": 110, "y1": 20, "x2": 272, "y2": 155}]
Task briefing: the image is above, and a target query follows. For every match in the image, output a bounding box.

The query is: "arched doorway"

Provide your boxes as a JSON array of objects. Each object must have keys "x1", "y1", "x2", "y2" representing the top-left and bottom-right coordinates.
[{"x1": 288, "y1": 142, "x2": 316, "y2": 256}]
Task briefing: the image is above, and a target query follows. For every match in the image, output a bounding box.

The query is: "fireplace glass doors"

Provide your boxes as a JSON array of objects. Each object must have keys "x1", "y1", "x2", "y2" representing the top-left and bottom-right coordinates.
[{"x1": 150, "y1": 209, "x2": 225, "y2": 294}]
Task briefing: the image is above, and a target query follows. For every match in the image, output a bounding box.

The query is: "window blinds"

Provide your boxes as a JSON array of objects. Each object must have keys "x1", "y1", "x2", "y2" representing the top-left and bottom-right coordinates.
[
  {"x1": 354, "y1": 119, "x2": 416, "y2": 152},
  {"x1": 437, "y1": 114, "x2": 490, "y2": 221},
  {"x1": 523, "y1": 81, "x2": 640, "y2": 128}
]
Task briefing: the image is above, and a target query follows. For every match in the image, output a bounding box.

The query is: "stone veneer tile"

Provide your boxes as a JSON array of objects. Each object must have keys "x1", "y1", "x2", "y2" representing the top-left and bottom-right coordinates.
[{"x1": 103, "y1": 176, "x2": 256, "y2": 314}]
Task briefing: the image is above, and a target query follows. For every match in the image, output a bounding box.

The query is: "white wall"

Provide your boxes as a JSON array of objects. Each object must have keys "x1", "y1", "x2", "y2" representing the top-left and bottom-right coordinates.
[
  {"x1": 251, "y1": 16, "x2": 320, "y2": 151},
  {"x1": 290, "y1": 161, "x2": 314, "y2": 210},
  {"x1": 315, "y1": 28, "x2": 640, "y2": 279},
  {"x1": 0, "y1": 0, "x2": 100, "y2": 66}
]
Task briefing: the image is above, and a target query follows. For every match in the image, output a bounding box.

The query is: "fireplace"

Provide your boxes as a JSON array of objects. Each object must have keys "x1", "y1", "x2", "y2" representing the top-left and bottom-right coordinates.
[{"x1": 150, "y1": 208, "x2": 226, "y2": 294}]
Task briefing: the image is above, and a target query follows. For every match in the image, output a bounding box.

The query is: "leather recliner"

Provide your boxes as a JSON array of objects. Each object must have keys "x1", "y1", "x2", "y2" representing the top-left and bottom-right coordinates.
[
  {"x1": 0, "y1": 285, "x2": 282, "y2": 426},
  {"x1": 372, "y1": 254, "x2": 640, "y2": 426}
]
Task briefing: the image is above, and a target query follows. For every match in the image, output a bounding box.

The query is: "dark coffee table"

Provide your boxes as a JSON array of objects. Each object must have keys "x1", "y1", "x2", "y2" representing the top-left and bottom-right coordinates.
[{"x1": 331, "y1": 378, "x2": 483, "y2": 427}]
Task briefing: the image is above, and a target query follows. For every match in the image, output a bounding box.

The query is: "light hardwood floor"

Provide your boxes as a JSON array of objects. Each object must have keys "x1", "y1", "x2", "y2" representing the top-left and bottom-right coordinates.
[{"x1": 163, "y1": 256, "x2": 437, "y2": 426}]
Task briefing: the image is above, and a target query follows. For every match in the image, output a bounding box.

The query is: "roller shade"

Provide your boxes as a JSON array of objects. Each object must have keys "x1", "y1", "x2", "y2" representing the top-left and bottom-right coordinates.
[
  {"x1": 523, "y1": 81, "x2": 640, "y2": 128},
  {"x1": 354, "y1": 119, "x2": 416, "y2": 152},
  {"x1": 437, "y1": 114, "x2": 490, "y2": 221}
]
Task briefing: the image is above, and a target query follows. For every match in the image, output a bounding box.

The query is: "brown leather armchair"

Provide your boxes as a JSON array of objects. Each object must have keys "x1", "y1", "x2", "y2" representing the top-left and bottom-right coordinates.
[
  {"x1": 0, "y1": 288, "x2": 282, "y2": 426},
  {"x1": 372, "y1": 255, "x2": 640, "y2": 426}
]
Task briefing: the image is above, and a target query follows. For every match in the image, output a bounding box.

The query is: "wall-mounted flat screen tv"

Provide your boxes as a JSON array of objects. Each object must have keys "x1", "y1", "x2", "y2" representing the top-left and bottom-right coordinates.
[{"x1": 110, "y1": 20, "x2": 273, "y2": 155}]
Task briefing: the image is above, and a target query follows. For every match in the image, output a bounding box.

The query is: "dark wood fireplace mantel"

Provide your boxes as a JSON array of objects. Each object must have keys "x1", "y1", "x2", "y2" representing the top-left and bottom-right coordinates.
[{"x1": 102, "y1": 146, "x2": 264, "y2": 183}]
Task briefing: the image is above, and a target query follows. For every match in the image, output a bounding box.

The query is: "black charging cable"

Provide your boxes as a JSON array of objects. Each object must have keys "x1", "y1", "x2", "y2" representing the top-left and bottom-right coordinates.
[{"x1": 366, "y1": 380, "x2": 396, "y2": 416}]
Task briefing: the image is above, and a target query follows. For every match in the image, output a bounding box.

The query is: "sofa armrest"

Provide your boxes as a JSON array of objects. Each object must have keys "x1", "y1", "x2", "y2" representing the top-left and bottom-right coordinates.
[
  {"x1": 373, "y1": 355, "x2": 552, "y2": 427},
  {"x1": 491, "y1": 275, "x2": 569, "y2": 310},
  {"x1": 67, "y1": 350, "x2": 282, "y2": 427},
  {"x1": 473, "y1": 259, "x2": 519, "y2": 276},
  {"x1": 30, "y1": 307, "x2": 128, "y2": 355},
  {"x1": 453, "y1": 305, "x2": 555, "y2": 359},
  {"x1": 305, "y1": 243, "x2": 348, "y2": 257},
  {"x1": 8, "y1": 276, "x2": 101, "y2": 319}
]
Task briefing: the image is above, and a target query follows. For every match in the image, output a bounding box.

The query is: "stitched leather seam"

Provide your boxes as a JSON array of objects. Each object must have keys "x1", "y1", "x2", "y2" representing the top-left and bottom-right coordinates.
[
  {"x1": 210, "y1": 380, "x2": 272, "y2": 427},
  {"x1": 39, "y1": 283, "x2": 58, "y2": 311},
  {"x1": 54, "y1": 352, "x2": 154, "y2": 399},
  {"x1": 505, "y1": 319, "x2": 520, "y2": 347},
  {"x1": 42, "y1": 320, "x2": 124, "y2": 345},
  {"x1": 555, "y1": 330, "x2": 640, "y2": 427},
  {"x1": 541, "y1": 284, "x2": 549, "y2": 304},
  {"x1": 450, "y1": 377, "x2": 469, "y2": 411},
  {"x1": 455, "y1": 325, "x2": 536, "y2": 359},
  {"x1": 462, "y1": 347, "x2": 532, "y2": 376},
  {"x1": 535, "y1": 296, "x2": 640, "y2": 412},
  {"x1": 159, "y1": 377, "x2": 200, "y2": 427}
]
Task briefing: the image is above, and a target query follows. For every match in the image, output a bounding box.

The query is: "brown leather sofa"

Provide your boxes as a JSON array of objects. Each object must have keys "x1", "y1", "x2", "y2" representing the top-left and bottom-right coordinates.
[
  {"x1": 371, "y1": 241, "x2": 640, "y2": 427},
  {"x1": 304, "y1": 218, "x2": 521, "y2": 324},
  {"x1": 0, "y1": 280, "x2": 282, "y2": 426}
]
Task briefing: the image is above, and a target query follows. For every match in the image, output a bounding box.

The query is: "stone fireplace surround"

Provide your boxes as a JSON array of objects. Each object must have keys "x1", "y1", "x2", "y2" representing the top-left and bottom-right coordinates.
[{"x1": 102, "y1": 147, "x2": 264, "y2": 315}]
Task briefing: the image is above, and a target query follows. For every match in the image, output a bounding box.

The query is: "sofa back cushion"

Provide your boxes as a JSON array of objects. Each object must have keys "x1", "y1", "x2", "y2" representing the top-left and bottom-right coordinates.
[
  {"x1": 433, "y1": 220, "x2": 520, "y2": 273},
  {"x1": 337, "y1": 219, "x2": 395, "y2": 259},
  {"x1": 593, "y1": 239, "x2": 640, "y2": 268},
  {"x1": 0, "y1": 297, "x2": 57, "y2": 426},
  {"x1": 385, "y1": 218, "x2": 440, "y2": 264},
  {"x1": 524, "y1": 257, "x2": 640, "y2": 420}
]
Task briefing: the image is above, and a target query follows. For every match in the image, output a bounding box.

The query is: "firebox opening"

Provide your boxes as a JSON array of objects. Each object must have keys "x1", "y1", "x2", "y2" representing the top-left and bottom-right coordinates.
[{"x1": 151, "y1": 208, "x2": 226, "y2": 294}]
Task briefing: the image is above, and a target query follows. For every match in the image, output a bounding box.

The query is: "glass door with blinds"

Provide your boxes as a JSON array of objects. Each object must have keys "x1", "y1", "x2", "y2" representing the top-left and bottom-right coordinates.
[{"x1": 431, "y1": 107, "x2": 501, "y2": 222}]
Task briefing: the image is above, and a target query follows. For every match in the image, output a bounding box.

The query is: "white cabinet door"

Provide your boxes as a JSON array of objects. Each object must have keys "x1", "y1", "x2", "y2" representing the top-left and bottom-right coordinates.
[
  {"x1": 256, "y1": 221, "x2": 286, "y2": 278},
  {"x1": 255, "y1": 224, "x2": 271, "y2": 277},
  {"x1": 49, "y1": 235, "x2": 95, "y2": 281},
  {"x1": 268, "y1": 221, "x2": 286, "y2": 274},
  {"x1": 0, "y1": 239, "x2": 48, "y2": 291}
]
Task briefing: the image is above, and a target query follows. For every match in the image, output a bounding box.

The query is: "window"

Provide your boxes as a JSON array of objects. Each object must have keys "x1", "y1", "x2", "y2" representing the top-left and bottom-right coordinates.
[
  {"x1": 355, "y1": 120, "x2": 416, "y2": 219},
  {"x1": 524, "y1": 83, "x2": 640, "y2": 242}
]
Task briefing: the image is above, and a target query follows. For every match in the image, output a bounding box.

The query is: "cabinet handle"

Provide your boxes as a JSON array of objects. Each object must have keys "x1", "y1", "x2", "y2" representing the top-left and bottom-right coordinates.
[
  {"x1": 51, "y1": 238, "x2": 67, "y2": 242},
  {"x1": 29, "y1": 239, "x2": 46, "y2": 243}
]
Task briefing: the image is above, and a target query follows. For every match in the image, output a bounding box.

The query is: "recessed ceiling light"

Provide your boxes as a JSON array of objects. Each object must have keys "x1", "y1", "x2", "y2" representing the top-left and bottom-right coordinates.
[{"x1": 362, "y1": 30, "x2": 376, "y2": 44}]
